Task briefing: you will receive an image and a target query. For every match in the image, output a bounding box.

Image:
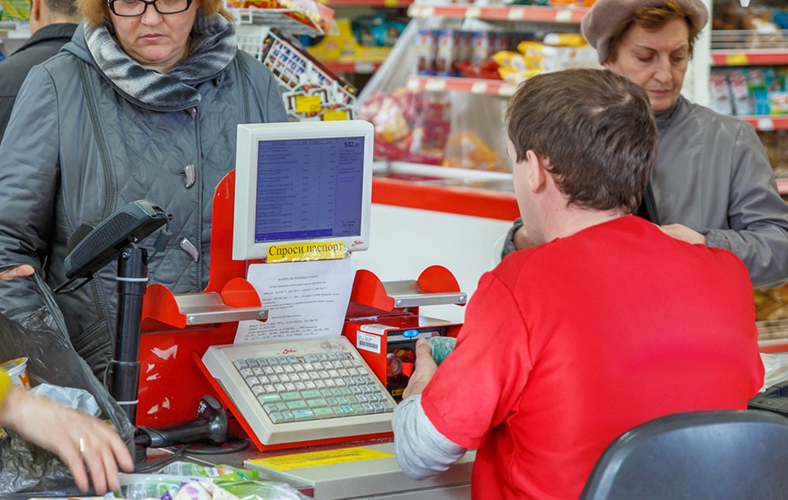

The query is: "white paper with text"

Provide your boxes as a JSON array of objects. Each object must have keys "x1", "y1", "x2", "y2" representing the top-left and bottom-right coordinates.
[{"x1": 234, "y1": 259, "x2": 358, "y2": 343}]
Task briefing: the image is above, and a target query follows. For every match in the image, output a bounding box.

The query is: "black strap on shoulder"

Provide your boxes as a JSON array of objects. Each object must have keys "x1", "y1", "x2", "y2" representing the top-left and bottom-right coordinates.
[
  {"x1": 77, "y1": 59, "x2": 116, "y2": 219},
  {"x1": 236, "y1": 53, "x2": 251, "y2": 123},
  {"x1": 636, "y1": 181, "x2": 660, "y2": 225}
]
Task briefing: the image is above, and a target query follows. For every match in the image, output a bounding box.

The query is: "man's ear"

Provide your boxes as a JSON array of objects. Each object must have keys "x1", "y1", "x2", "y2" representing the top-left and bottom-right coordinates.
[
  {"x1": 526, "y1": 150, "x2": 547, "y2": 193},
  {"x1": 30, "y1": 0, "x2": 42, "y2": 21}
]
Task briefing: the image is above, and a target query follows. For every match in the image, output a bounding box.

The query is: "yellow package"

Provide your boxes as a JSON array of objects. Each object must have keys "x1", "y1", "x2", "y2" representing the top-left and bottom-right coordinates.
[
  {"x1": 492, "y1": 51, "x2": 528, "y2": 72},
  {"x1": 542, "y1": 33, "x2": 588, "y2": 47}
]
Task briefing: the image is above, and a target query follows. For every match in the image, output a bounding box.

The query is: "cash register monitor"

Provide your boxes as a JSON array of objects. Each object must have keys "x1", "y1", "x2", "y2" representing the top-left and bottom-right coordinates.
[{"x1": 233, "y1": 120, "x2": 374, "y2": 261}]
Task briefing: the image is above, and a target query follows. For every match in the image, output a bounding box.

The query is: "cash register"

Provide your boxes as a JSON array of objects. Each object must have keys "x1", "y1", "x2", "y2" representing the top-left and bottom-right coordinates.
[{"x1": 158, "y1": 120, "x2": 477, "y2": 499}]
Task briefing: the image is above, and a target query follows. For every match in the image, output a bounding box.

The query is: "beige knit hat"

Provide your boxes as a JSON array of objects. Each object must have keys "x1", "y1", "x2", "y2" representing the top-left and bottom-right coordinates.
[{"x1": 581, "y1": 0, "x2": 709, "y2": 64}]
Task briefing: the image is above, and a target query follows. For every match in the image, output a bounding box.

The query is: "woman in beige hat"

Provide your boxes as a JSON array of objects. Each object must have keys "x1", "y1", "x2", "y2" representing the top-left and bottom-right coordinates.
[{"x1": 504, "y1": 0, "x2": 788, "y2": 289}]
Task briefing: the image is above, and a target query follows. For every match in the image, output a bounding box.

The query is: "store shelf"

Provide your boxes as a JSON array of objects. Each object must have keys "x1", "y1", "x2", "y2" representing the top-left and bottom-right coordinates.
[
  {"x1": 739, "y1": 116, "x2": 788, "y2": 132},
  {"x1": 323, "y1": 60, "x2": 383, "y2": 73},
  {"x1": 230, "y1": 7, "x2": 329, "y2": 36},
  {"x1": 373, "y1": 177, "x2": 517, "y2": 220},
  {"x1": 407, "y1": 75, "x2": 517, "y2": 96},
  {"x1": 323, "y1": 0, "x2": 412, "y2": 6},
  {"x1": 711, "y1": 50, "x2": 788, "y2": 67},
  {"x1": 407, "y1": 3, "x2": 588, "y2": 23}
]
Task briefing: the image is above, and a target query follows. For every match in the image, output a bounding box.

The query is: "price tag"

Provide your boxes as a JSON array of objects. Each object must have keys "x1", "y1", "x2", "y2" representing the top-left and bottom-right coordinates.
[
  {"x1": 725, "y1": 53, "x2": 749, "y2": 66},
  {"x1": 507, "y1": 7, "x2": 525, "y2": 21},
  {"x1": 466, "y1": 6, "x2": 481, "y2": 18},
  {"x1": 499, "y1": 84, "x2": 517, "y2": 97},
  {"x1": 424, "y1": 78, "x2": 448, "y2": 92},
  {"x1": 470, "y1": 81, "x2": 489, "y2": 94},
  {"x1": 757, "y1": 118, "x2": 774, "y2": 131},
  {"x1": 323, "y1": 109, "x2": 349, "y2": 121},
  {"x1": 355, "y1": 62, "x2": 375, "y2": 73},
  {"x1": 555, "y1": 9, "x2": 572, "y2": 22},
  {"x1": 384, "y1": 0, "x2": 398, "y2": 6},
  {"x1": 295, "y1": 95, "x2": 322, "y2": 114}
]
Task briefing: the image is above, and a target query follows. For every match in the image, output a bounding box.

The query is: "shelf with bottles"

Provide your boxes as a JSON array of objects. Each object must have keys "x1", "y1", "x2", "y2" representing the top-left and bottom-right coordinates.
[
  {"x1": 406, "y1": 74, "x2": 517, "y2": 96},
  {"x1": 357, "y1": 2, "x2": 595, "y2": 175},
  {"x1": 323, "y1": 60, "x2": 384, "y2": 72},
  {"x1": 407, "y1": 3, "x2": 588, "y2": 23}
]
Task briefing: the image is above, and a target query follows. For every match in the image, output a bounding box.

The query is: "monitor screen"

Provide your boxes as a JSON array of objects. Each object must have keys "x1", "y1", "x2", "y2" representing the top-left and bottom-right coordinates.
[{"x1": 233, "y1": 121, "x2": 374, "y2": 261}]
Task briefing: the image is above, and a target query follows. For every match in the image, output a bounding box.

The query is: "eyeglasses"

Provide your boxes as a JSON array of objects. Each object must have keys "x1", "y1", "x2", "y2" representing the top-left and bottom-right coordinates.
[{"x1": 108, "y1": 0, "x2": 193, "y2": 17}]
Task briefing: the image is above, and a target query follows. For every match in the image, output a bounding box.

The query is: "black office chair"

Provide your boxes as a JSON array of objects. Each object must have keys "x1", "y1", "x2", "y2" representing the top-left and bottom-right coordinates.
[{"x1": 579, "y1": 410, "x2": 788, "y2": 500}]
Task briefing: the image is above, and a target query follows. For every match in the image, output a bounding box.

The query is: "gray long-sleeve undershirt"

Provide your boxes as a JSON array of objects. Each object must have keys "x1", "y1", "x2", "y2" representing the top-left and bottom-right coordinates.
[{"x1": 392, "y1": 395, "x2": 467, "y2": 480}]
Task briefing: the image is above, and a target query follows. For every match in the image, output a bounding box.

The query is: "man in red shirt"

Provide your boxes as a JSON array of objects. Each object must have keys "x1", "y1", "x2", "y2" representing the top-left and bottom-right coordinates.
[{"x1": 392, "y1": 68, "x2": 765, "y2": 500}]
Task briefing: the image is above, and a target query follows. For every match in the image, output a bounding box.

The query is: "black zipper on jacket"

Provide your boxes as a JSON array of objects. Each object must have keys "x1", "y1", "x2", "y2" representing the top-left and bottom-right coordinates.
[{"x1": 194, "y1": 107, "x2": 204, "y2": 291}]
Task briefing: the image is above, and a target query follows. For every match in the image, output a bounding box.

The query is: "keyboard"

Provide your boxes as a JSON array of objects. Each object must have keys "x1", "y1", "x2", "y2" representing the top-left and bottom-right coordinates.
[{"x1": 202, "y1": 336, "x2": 397, "y2": 447}]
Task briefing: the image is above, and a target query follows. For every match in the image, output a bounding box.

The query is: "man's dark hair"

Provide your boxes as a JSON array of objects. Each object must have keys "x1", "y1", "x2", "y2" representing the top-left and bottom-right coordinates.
[
  {"x1": 506, "y1": 68, "x2": 657, "y2": 214},
  {"x1": 38, "y1": 0, "x2": 79, "y2": 18}
]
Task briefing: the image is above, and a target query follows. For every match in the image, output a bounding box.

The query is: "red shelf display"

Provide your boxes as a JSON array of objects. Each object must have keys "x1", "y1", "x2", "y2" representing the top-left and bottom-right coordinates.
[
  {"x1": 406, "y1": 75, "x2": 517, "y2": 97},
  {"x1": 407, "y1": 3, "x2": 588, "y2": 22},
  {"x1": 711, "y1": 50, "x2": 788, "y2": 67}
]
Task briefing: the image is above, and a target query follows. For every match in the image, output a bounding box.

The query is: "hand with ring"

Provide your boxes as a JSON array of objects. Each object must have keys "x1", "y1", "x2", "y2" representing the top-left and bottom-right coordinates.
[{"x1": 0, "y1": 384, "x2": 134, "y2": 493}]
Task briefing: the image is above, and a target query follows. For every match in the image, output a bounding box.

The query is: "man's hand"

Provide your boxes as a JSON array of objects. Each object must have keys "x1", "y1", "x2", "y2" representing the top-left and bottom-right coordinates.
[
  {"x1": 659, "y1": 224, "x2": 707, "y2": 246},
  {"x1": 0, "y1": 265, "x2": 34, "y2": 281},
  {"x1": 402, "y1": 339, "x2": 439, "y2": 400},
  {"x1": 0, "y1": 385, "x2": 134, "y2": 494}
]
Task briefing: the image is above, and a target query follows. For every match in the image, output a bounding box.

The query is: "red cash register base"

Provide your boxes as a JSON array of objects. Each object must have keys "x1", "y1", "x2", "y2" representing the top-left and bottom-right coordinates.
[{"x1": 137, "y1": 171, "x2": 464, "y2": 451}]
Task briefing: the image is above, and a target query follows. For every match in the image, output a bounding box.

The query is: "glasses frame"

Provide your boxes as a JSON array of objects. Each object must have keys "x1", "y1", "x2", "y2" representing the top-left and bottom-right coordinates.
[{"x1": 108, "y1": 0, "x2": 193, "y2": 17}]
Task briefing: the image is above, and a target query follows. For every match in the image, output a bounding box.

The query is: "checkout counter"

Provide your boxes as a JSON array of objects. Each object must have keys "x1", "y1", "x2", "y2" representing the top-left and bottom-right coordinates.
[{"x1": 109, "y1": 122, "x2": 480, "y2": 499}]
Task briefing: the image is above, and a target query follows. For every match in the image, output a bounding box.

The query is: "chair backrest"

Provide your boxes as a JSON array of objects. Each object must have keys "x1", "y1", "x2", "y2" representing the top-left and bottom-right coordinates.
[{"x1": 579, "y1": 410, "x2": 788, "y2": 500}]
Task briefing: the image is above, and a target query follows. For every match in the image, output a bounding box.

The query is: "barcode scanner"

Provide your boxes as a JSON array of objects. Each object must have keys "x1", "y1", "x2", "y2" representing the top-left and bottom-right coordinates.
[{"x1": 134, "y1": 395, "x2": 228, "y2": 448}]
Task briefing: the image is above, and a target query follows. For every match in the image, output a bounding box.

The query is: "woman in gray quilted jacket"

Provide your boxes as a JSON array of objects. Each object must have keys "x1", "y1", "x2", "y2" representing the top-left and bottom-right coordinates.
[{"x1": 0, "y1": 0, "x2": 288, "y2": 376}]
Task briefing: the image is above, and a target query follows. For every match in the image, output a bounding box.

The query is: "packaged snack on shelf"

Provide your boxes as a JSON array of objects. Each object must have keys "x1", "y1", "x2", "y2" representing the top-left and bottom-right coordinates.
[
  {"x1": 442, "y1": 93, "x2": 508, "y2": 171},
  {"x1": 517, "y1": 39, "x2": 599, "y2": 73},
  {"x1": 494, "y1": 50, "x2": 538, "y2": 83},
  {"x1": 351, "y1": 12, "x2": 408, "y2": 48},
  {"x1": 0, "y1": 0, "x2": 28, "y2": 19},
  {"x1": 708, "y1": 72, "x2": 733, "y2": 115},
  {"x1": 237, "y1": 26, "x2": 357, "y2": 120},
  {"x1": 359, "y1": 88, "x2": 450, "y2": 164},
  {"x1": 729, "y1": 68, "x2": 752, "y2": 116},
  {"x1": 416, "y1": 28, "x2": 438, "y2": 75},
  {"x1": 358, "y1": 21, "x2": 510, "y2": 172},
  {"x1": 435, "y1": 29, "x2": 458, "y2": 76},
  {"x1": 307, "y1": 19, "x2": 392, "y2": 64},
  {"x1": 227, "y1": 0, "x2": 334, "y2": 36},
  {"x1": 771, "y1": 92, "x2": 788, "y2": 115}
]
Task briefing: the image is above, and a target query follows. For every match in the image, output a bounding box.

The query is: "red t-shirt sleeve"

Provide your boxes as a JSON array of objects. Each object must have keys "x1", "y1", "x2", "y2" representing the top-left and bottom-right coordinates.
[{"x1": 421, "y1": 272, "x2": 533, "y2": 450}]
